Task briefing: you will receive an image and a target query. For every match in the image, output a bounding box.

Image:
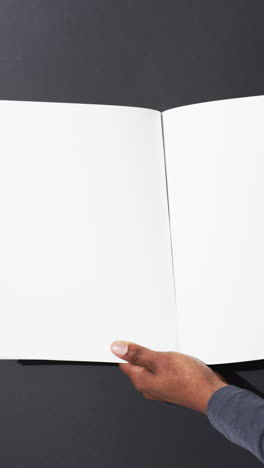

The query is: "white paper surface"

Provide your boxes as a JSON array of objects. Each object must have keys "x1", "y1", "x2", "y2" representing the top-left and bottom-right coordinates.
[
  {"x1": 0, "y1": 100, "x2": 176, "y2": 362},
  {"x1": 163, "y1": 96, "x2": 264, "y2": 364}
]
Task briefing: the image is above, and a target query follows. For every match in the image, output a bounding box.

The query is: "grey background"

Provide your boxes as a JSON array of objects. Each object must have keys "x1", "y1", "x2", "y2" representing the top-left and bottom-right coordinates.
[{"x1": 0, "y1": 0, "x2": 263, "y2": 466}]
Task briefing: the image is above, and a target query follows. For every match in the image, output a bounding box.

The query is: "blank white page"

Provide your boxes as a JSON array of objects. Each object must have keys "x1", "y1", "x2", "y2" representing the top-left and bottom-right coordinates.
[
  {"x1": 0, "y1": 100, "x2": 176, "y2": 362},
  {"x1": 163, "y1": 96, "x2": 264, "y2": 364}
]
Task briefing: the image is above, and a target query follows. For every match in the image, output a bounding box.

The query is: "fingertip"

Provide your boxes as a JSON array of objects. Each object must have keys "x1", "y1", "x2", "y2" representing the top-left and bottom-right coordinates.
[{"x1": 111, "y1": 341, "x2": 128, "y2": 358}]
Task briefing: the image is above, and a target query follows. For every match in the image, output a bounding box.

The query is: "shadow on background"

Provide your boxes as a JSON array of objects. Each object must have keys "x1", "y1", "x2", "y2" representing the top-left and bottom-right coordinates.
[
  {"x1": 211, "y1": 360, "x2": 264, "y2": 398},
  {"x1": 18, "y1": 358, "x2": 264, "y2": 398}
]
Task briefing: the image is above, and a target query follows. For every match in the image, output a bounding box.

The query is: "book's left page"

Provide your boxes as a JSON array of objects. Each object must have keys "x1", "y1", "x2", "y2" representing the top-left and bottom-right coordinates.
[{"x1": 0, "y1": 100, "x2": 176, "y2": 362}]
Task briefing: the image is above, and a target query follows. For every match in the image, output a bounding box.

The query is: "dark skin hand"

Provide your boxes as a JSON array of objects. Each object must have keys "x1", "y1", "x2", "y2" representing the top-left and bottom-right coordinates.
[{"x1": 111, "y1": 341, "x2": 228, "y2": 413}]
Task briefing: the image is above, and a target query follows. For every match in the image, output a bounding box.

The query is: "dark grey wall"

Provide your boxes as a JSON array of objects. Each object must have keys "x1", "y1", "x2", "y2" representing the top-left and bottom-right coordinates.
[{"x1": 0, "y1": 1, "x2": 263, "y2": 467}]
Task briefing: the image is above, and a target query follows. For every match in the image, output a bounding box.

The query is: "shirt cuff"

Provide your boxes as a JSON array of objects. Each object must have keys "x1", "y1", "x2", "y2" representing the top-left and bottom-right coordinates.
[{"x1": 206, "y1": 385, "x2": 245, "y2": 430}]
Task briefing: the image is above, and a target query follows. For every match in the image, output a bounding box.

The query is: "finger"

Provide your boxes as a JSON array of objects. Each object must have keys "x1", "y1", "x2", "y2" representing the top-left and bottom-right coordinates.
[
  {"x1": 119, "y1": 362, "x2": 136, "y2": 376},
  {"x1": 119, "y1": 363, "x2": 154, "y2": 393},
  {"x1": 111, "y1": 341, "x2": 158, "y2": 372},
  {"x1": 143, "y1": 393, "x2": 159, "y2": 401}
]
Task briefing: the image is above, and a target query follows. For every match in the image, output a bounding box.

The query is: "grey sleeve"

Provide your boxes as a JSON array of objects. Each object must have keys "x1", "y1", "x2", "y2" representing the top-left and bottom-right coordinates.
[{"x1": 206, "y1": 385, "x2": 264, "y2": 463}]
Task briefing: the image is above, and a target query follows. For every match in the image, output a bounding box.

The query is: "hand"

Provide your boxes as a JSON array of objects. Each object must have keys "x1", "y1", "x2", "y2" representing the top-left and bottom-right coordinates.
[{"x1": 111, "y1": 341, "x2": 228, "y2": 413}]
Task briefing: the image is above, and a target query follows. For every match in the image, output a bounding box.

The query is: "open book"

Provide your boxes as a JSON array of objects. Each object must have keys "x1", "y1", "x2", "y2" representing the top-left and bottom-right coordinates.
[{"x1": 0, "y1": 96, "x2": 263, "y2": 364}]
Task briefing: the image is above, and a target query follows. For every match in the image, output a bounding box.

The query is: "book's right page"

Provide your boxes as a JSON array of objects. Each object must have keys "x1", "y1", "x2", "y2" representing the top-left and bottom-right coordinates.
[{"x1": 163, "y1": 96, "x2": 264, "y2": 364}]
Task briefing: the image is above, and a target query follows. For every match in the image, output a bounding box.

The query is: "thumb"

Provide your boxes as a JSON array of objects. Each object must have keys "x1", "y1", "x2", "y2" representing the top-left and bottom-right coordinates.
[{"x1": 111, "y1": 341, "x2": 157, "y2": 373}]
